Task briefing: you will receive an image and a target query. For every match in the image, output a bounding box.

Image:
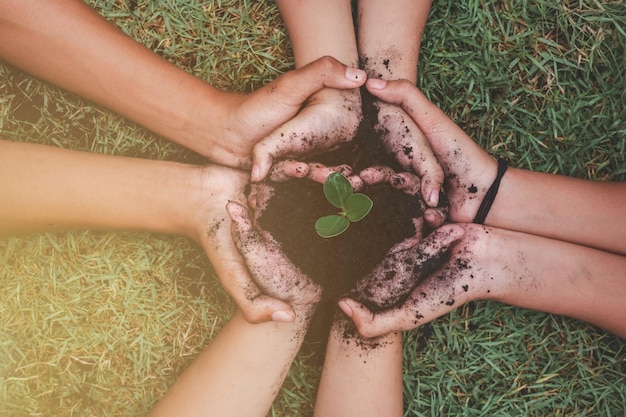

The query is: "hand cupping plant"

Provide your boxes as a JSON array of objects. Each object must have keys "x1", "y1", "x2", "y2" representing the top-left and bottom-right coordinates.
[{"x1": 315, "y1": 172, "x2": 373, "y2": 238}]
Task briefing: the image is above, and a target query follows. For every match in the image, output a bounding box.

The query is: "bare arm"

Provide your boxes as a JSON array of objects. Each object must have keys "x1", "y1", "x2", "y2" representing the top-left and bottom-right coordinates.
[
  {"x1": 0, "y1": 1, "x2": 366, "y2": 169},
  {"x1": 366, "y1": 79, "x2": 626, "y2": 255},
  {"x1": 150, "y1": 201, "x2": 322, "y2": 416},
  {"x1": 149, "y1": 309, "x2": 314, "y2": 417},
  {"x1": 0, "y1": 0, "x2": 225, "y2": 158},
  {"x1": 275, "y1": 0, "x2": 358, "y2": 68},
  {"x1": 314, "y1": 321, "x2": 404, "y2": 417},
  {"x1": 342, "y1": 223, "x2": 626, "y2": 339},
  {"x1": 357, "y1": 0, "x2": 432, "y2": 83}
]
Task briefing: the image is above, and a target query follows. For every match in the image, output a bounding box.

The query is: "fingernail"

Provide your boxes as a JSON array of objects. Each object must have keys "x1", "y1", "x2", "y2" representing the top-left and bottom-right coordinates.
[
  {"x1": 428, "y1": 189, "x2": 439, "y2": 207},
  {"x1": 345, "y1": 67, "x2": 366, "y2": 82},
  {"x1": 338, "y1": 300, "x2": 353, "y2": 318},
  {"x1": 272, "y1": 310, "x2": 295, "y2": 322},
  {"x1": 367, "y1": 78, "x2": 387, "y2": 89}
]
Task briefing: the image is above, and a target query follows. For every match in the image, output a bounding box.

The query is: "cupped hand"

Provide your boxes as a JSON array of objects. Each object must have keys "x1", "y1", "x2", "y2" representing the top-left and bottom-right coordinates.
[
  {"x1": 366, "y1": 79, "x2": 499, "y2": 223},
  {"x1": 191, "y1": 165, "x2": 296, "y2": 323},
  {"x1": 226, "y1": 201, "x2": 323, "y2": 316},
  {"x1": 347, "y1": 223, "x2": 465, "y2": 313},
  {"x1": 368, "y1": 98, "x2": 444, "y2": 208},
  {"x1": 210, "y1": 56, "x2": 366, "y2": 172},
  {"x1": 339, "y1": 224, "x2": 503, "y2": 338},
  {"x1": 250, "y1": 85, "x2": 363, "y2": 182}
]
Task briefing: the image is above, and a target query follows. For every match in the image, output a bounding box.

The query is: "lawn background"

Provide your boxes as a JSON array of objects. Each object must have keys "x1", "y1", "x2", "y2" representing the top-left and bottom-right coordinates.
[{"x1": 1, "y1": 0, "x2": 625, "y2": 416}]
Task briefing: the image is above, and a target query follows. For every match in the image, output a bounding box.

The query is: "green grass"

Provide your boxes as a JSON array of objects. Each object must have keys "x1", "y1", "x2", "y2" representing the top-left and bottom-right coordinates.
[{"x1": 0, "y1": 0, "x2": 624, "y2": 416}]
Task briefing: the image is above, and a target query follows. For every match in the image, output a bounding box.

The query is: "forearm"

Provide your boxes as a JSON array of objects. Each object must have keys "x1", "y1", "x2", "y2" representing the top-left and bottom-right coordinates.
[
  {"x1": 314, "y1": 319, "x2": 403, "y2": 417},
  {"x1": 276, "y1": 0, "x2": 358, "y2": 67},
  {"x1": 357, "y1": 0, "x2": 432, "y2": 81},
  {"x1": 489, "y1": 228, "x2": 626, "y2": 338},
  {"x1": 150, "y1": 308, "x2": 314, "y2": 417},
  {"x1": 489, "y1": 167, "x2": 626, "y2": 255},
  {"x1": 0, "y1": 140, "x2": 199, "y2": 237},
  {"x1": 0, "y1": 0, "x2": 227, "y2": 156}
]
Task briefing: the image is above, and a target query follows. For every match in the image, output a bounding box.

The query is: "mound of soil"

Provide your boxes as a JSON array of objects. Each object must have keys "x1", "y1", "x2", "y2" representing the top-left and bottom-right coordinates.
[
  {"x1": 255, "y1": 91, "x2": 448, "y2": 350},
  {"x1": 257, "y1": 91, "x2": 446, "y2": 304}
]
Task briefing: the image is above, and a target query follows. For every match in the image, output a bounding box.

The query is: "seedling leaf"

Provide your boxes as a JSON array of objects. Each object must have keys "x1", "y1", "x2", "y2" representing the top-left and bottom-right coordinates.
[
  {"x1": 344, "y1": 193, "x2": 373, "y2": 222},
  {"x1": 315, "y1": 214, "x2": 350, "y2": 238},
  {"x1": 323, "y1": 172, "x2": 353, "y2": 209}
]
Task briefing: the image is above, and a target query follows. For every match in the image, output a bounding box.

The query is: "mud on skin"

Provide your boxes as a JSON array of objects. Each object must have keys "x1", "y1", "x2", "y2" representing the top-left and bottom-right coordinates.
[{"x1": 255, "y1": 97, "x2": 450, "y2": 350}]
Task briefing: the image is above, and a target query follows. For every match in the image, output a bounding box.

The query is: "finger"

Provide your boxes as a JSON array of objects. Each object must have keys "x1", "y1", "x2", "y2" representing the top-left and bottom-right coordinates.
[
  {"x1": 306, "y1": 163, "x2": 352, "y2": 184},
  {"x1": 339, "y1": 298, "x2": 416, "y2": 338},
  {"x1": 365, "y1": 78, "x2": 473, "y2": 156},
  {"x1": 239, "y1": 294, "x2": 296, "y2": 324},
  {"x1": 424, "y1": 207, "x2": 446, "y2": 229},
  {"x1": 266, "y1": 56, "x2": 366, "y2": 109},
  {"x1": 209, "y1": 202, "x2": 294, "y2": 323},
  {"x1": 227, "y1": 201, "x2": 319, "y2": 306},
  {"x1": 359, "y1": 165, "x2": 396, "y2": 185},
  {"x1": 411, "y1": 224, "x2": 465, "y2": 271},
  {"x1": 247, "y1": 183, "x2": 274, "y2": 220},
  {"x1": 387, "y1": 217, "x2": 423, "y2": 254},
  {"x1": 389, "y1": 172, "x2": 421, "y2": 196},
  {"x1": 269, "y1": 160, "x2": 310, "y2": 182},
  {"x1": 373, "y1": 101, "x2": 444, "y2": 207}
]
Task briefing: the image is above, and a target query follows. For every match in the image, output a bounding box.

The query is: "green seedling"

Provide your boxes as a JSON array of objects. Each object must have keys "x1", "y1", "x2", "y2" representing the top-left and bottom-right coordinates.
[{"x1": 315, "y1": 172, "x2": 373, "y2": 238}]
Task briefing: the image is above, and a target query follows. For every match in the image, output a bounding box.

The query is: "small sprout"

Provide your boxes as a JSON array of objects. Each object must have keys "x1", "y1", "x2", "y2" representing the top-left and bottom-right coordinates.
[{"x1": 315, "y1": 172, "x2": 373, "y2": 238}]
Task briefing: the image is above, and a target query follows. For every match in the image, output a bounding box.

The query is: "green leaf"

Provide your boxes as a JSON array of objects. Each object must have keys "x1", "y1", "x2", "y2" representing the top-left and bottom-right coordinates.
[
  {"x1": 323, "y1": 172, "x2": 353, "y2": 209},
  {"x1": 344, "y1": 193, "x2": 374, "y2": 222},
  {"x1": 315, "y1": 214, "x2": 350, "y2": 238}
]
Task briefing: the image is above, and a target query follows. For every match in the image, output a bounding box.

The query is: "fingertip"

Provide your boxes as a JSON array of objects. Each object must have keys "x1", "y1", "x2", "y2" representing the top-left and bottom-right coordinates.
[
  {"x1": 271, "y1": 310, "x2": 296, "y2": 323},
  {"x1": 251, "y1": 164, "x2": 261, "y2": 183},
  {"x1": 366, "y1": 78, "x2": 387, "y2": 90},
  {"x1": 251, "y1": 150, "x2": 273, "y2": 182},
  {"x1": 424, "y1": 208, "x2": 444, "y2": 228},
  {"x1": 345, "y1": 67, "x2": 366, "y2": 84},
  {"x1": 225, "y1": 200, "x2": 243, "y2": 218},
  {"x1": 338, "y1": 299, "x2": 353, "y2": 318}
]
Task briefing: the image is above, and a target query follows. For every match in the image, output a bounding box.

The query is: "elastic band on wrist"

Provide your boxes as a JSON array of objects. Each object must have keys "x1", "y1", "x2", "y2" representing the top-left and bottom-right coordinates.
[{"x1": 473, "y1": 158, "x2": 508, "y2": 225}]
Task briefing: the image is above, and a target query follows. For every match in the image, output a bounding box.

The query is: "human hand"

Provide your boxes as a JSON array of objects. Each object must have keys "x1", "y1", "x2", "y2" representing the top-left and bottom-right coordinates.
[
  {"x1": 190, "y1": 165, "x2": 299, "y2": 323},
  {"x1": 250, "y1": 85, "x2": 363, "y2": 182},
  {"x1": 365, "y1": 96, "x2": 444, "y2": 208},
  {"x1": 339, "y1": 224, "x2": 506, "y2": 338},
  {"x1": 211, "y1": 56, "x2": 366, "y2": 172},
  {"x1": 365, "y1": 79, "x2": 499, "y2": 224},
  {"x1": 226, "y1": 201, "x2": 323, "y2": 318}
]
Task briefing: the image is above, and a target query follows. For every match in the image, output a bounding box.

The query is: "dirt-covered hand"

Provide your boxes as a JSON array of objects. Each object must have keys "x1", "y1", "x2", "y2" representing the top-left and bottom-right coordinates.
[
  {"x1": 211, "y1": 57, "x2": 365, "y2": 170},
  {"x1": 366, "y1": 79, "x2": 499, "y2": 223},
  {"x1": 250, "y1": 84, "x2": 363, "y2": 182},
  {"x1": 227, "y1": 201, "x2": 323, "y2": 314},
  {"x1": 191, "y1": 165, "x2": 297, "y2": 324},
  {"x1": 339, "y1": 224, "x2": 503, "y2": 338},
  {"x1": 248, "y1": 161, "x2": 363, "y2": 222},
  {"x1": 360, "y1": 166, "x2": 449, "y2": 229},
  {"x1": 366, "y1": 97, "x2": 444, "y2": 208},
  {"x1": 346, "y1": 224, "x2": 465, "y2": 313}
]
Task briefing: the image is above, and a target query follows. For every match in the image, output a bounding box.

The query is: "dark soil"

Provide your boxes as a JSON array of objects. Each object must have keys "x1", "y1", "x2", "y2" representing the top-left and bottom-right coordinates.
[
  {"x1": 255, "y1": 90, "x2": 449, "y2": 351},
  {"x1": 258, "y1": 90, "x2": 427, "y2": 303}
]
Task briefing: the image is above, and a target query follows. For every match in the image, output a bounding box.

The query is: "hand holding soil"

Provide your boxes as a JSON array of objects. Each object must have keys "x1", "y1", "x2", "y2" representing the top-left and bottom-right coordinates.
[
  {"x1": 364, "y1": 94, "x2": 444, "y2": 208},
  {"x1": 251, "y1": 86, "x2": 363, "y2": 182},
  {"x1": 227, "y1": 201, "x2": 323, "y2": 317}
]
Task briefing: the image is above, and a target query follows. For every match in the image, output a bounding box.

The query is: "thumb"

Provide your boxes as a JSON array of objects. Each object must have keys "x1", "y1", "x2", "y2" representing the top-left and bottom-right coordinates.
[
  {"x1": 365, "y1": 78, "x2": 461, "y2": 139},
  {"x1": 339, "y1": 298, "x2": 406, "y2": 339},
  {"x1": 272, "y1": 56, "x2": 366, "y2": 107}
]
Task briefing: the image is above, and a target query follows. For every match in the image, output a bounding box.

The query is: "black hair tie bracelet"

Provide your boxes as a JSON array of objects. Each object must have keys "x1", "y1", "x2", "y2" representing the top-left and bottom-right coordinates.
[{"x1": 473, "y1": 158, "x2": 508, "y2": 225}]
